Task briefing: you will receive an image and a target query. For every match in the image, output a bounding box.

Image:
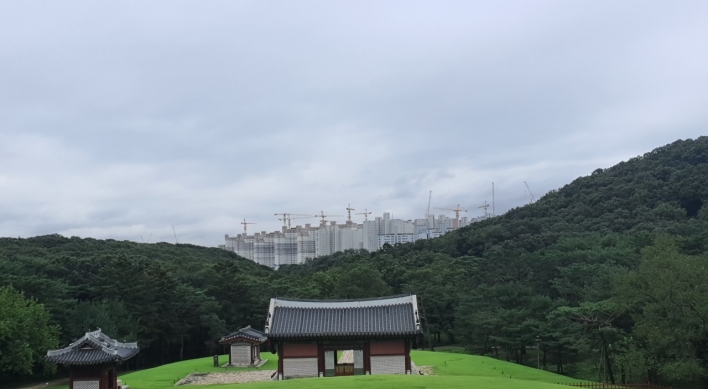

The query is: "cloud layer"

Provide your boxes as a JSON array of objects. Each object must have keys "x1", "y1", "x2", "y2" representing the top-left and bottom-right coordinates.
[{"x1": 1, "y1": 1, "x2": 707, "y2": 246}]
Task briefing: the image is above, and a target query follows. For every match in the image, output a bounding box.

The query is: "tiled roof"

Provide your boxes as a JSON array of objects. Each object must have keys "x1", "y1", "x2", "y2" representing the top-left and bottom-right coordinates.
[
  {"x1": 266, "y1": 295, "x2": 422, "y2": 339},
  {"x1": 46, "y1": 329, "x2": 139, "y2": 366},
  {"x1": 219, "y1": 325, "x2": 267, "y2": 344}
]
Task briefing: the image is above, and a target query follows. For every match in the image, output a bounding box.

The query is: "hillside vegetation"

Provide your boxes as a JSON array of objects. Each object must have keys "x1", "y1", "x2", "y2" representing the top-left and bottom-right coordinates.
[{"x1": 2, "y1": 137, "x2": 708, "y2": 387}]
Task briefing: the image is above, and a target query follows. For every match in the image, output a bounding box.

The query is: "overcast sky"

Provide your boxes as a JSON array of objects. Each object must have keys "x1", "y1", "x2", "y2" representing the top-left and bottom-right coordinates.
[{"x1": 1, "y1": 1, "x2": 707, "y2": 247}]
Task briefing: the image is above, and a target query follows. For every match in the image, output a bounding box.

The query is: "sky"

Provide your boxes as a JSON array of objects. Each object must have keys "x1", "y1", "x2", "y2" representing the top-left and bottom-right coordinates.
[{"x1": 1, "y1": 1, "x2": 707, "y2": 247}]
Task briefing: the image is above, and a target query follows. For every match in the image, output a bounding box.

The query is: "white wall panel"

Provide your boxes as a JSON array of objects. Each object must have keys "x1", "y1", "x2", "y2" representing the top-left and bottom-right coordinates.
[
  {"x1": 230, "y1": 343, "x2": 251, "y2": 365},
  {"x1": 73, "y1": 381, "x2": 99, "y2": 389},
  {"x1": 283, "y1": 357, "x2": 318, "y2": 378},
  {"x1": 354, "y1": 350, "x2": 364, "y2": 369},
  {"x1": 370, "y1": 355, "x2": 405, "y2": 374},
  {"x1": 324, "y1": 351, "x2": 334, "y2": 369}
]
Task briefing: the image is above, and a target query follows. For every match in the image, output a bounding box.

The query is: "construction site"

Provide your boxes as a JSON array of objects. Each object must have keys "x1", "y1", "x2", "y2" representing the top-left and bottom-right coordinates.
[{"x1": 220, "y1": 188, "x2": 507, "y2": 268}]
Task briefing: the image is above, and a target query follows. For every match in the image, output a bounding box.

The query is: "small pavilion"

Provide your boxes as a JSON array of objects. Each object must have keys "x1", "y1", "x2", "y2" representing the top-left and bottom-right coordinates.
[
  {"x1": 218, "y1": 326, "x2": 267, "y2": 366},
  {"x1": 265, "y1": 294, "x2": 422, "y2": 380},
  {"x1": 46, "y1": 329, "x2": 139, "y2": 389}
]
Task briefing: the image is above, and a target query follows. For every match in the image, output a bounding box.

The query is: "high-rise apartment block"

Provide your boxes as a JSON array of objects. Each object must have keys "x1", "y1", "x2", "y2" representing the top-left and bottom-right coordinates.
[{"x1": 223, "y1": 212, "x2": 482, "y2": 268}]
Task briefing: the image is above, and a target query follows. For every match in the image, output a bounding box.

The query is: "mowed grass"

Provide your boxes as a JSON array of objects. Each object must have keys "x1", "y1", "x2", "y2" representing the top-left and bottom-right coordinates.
[
  {"x1": 104, "y1": 350, "x2": 583, "y2": 389},
  {"x1": 120, "y1": 353, "x2": 277, "y2": 389}
]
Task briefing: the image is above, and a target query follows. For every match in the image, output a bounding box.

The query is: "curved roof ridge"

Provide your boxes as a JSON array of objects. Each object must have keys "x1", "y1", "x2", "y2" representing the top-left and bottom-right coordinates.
[
  {"x1": 271, "y1": 294, "x2": 416, "y2": 309},
  {"x1": 273, "y1": 294, "x2": 412, "y2": 303},
  {"x1": 46, "y1": 329, "x2": 139, "y2": 365}
]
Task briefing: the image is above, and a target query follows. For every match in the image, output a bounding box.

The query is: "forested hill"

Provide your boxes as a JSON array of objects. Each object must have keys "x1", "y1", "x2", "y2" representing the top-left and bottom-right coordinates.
[
  {"x1": 277, "y1": 137, "x2": 708, "y2": 386},
  {"x1": 433, "y1": 136, "x2": 708, "y2": 258},
  {"x1": 0, "y1": 235, "x2": 279, "y2": 379},
  {"x1": 3, "y1": 137, "x2": 708, "y2": 387}
]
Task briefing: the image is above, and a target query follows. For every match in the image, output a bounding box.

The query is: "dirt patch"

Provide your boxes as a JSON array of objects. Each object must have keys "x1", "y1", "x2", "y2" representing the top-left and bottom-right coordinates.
[
  {"x1": 418, "y1": 366, "x2": 435, "y2": 375},
  {"x1": 175, "y1": 371, "x2": 276, "y2": 385}
]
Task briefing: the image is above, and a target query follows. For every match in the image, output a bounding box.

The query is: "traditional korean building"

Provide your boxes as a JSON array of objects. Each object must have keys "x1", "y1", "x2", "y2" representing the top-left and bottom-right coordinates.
[
  {"x1": 46, "y1": 329, "x2": 139, "y2": 389},
  {"x1": 218, "y1": 326, "x2": 267, "y2": 366},
  {"x1": 265, "y1": 294, "x2": 422, "y2": 380}
]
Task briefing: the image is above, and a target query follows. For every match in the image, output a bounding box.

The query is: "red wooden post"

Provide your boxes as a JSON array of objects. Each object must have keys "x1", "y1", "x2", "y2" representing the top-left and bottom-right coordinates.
[
  {"x1": 317, "y1": 341, "x2": 324, "y2": 377},
  {"x1": 277, "y1": 342, "x2": 284, "y2": 380}
]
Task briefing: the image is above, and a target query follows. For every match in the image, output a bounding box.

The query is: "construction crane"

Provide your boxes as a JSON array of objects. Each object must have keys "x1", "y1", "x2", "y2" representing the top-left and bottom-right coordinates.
[
  {"x1": 434, "y1": 204, "x2": 468, "y2": 228},
  {"x1": 345, "y1": 204, "x2": 355, "y2": 225},
  {"x1": 240, "y1": 219, "x2": 256, "y2": 234},
  {"x1": 314, "y1": 211, "x2": 344, "y2": 226},
  {"x1": 478, "y1": 201, "x2": 490, "y2": 218},
  {"x1": 355, "y1": 208, "x2": 372, "y2": 221},
  {"x1": 274, "y1": 213, "x2": 312, "y2": 228},
  {"x1": 426, "y1": 190, "x2": 432, "y2": 219},
  {"x1": 524, "y1": 181, "x2": 536, "y2": 204},
  {"x1": 283, "y1": 215, "x2": 317, "y2": 228},
  {"x1": 492, "y1": 182, "x2": 496, "y2": 217}
]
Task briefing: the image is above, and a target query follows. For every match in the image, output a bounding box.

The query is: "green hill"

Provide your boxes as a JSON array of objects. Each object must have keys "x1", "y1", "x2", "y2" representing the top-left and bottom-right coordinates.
[
  {"x1": 55, "y1": 351, "x2": 583, "y2": 389},
  {"x1": 3, "y1": 137, "x2": 708, "y2": 386}
]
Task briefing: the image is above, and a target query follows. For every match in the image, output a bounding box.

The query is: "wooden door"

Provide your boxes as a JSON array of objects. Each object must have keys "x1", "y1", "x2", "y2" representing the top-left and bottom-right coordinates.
[{"x1": 335, "y1": 364, "x2": 354, "y2": 376}]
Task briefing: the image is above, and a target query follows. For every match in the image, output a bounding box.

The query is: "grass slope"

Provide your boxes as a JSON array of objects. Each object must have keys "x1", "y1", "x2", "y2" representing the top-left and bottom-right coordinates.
[
  {"x1": 91, "y1": 351, "x2": 585, "y2": 389},
  {"x1": 120, "y1": 353, "x2": 278, "y2": 389}
]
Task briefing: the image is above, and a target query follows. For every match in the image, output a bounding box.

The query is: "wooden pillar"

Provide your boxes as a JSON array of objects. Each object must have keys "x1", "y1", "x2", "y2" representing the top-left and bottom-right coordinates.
[
  {"x1": 70, "y1": 368, "x2": 74, "y2": 389},
  {"x1": 228, "y1": 344, "x2": 232, "y2": 365},
  {"x1": 277, "y1": 342, "x2": 284, "y2": 380},
  {"x1": 404, "y1": 339, "x2": 412, "y2": 374},
  {"x1": 100, "y1": 366, "x2": 106, "y2": 389},
  {"x1": 317, "y1": 341, "x2": 324, "y2": 377},
  {"x1": 363, "y1": 340, "x2": 371, "y2": 375}
]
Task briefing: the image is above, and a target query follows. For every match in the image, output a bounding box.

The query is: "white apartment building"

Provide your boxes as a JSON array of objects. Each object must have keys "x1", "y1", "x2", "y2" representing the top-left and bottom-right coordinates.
[{"x1": 223, "y1": 211, "x2": 481, "y2": 268}]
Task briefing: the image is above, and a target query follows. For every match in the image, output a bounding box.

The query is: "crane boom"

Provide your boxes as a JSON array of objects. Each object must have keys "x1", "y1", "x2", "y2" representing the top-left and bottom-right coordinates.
[
  {"x1": 285, "y1": 215, "x2": 317, "y2": 228},
  {"x1": 434, "y1": 204, "x2": 468, "y2": 228},
  {"x1": 426, "y1": 190, "x2": 432, "y2": 218},
  {"x1": 240, "y1": 218, "x2": 256, "y2": 234},
  {"x1": 315, "y1": 211, "x2": 344, "y2": 226},
  {"x1": 355, "y1": 208, "x2": 372, "y2": 221},
  {"x1": 478, "y1": 201, "x2": 490, "y2": 218},
  {"x1": 524, "y1": 181, "x2": 536, "y2": 203},
  {"x1": 275, "y1": 213, "x2": 311, "y2": 228}
]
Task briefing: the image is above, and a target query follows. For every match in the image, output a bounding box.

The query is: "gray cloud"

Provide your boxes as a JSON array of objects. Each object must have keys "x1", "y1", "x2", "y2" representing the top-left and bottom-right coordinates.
[{"x1": 1, "y1": 1, "x2": 707, "y2": 246}]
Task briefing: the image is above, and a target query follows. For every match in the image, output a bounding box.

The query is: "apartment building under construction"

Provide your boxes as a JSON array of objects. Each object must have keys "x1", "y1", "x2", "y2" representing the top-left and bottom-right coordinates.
[{"x1": 222, "y1": 212, "x2": 481, "y2": 268}]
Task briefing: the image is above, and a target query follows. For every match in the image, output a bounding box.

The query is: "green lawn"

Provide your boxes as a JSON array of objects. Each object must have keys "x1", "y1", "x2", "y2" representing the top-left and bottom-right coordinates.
[
  {"x1": 120, "y1": 353, "x2": 277, "y2": 389},
  {"x1": 48, "y1": 350, "x2": 584, "y2": 389}
]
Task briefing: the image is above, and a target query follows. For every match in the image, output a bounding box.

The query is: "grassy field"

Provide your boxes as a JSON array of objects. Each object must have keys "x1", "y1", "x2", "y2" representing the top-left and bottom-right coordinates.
[{"x1": 46, "y1": 350, "x2": 585, "y2": 389}]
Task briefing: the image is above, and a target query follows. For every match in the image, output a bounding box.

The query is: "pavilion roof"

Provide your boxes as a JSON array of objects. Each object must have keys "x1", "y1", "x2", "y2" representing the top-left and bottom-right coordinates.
[
  {"x1": 265, "y1": 294, "x2": 422, "y2": 339},
  {"x1": 219, "y1": 325, "x2": 267, "y2": 344},
  {"x1": 46, "y1": 329, "x2": 139, "y2": 366}
]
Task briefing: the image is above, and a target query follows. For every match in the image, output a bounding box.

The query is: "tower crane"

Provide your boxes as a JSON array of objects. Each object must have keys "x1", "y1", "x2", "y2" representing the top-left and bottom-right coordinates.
[
  {"x1": 240, "y1": 219, "x2": 256, "y2": 234},
  {"x1": 345, "y1": 204, "x2": 356, "y2": 225},
  {"x1": 524, "y1": 181, "x2": 536, "y2": 204},
  {"x1": 478, "y1": 201, "x2": 490, "y2": 218},
  {"x1": 314, "y1": 211, "x2": 344, "y2": 227},
  {"x1": 283, "y1": 215, "x2": 318, "y2": 229},
  {"x1": 274, "y1": 213, "x2": 312, "y2": 228},
  {"x1": 355, "y1": 208, "x2": 373, "y2": 221},
  {"x1": 426, "y1": 190, "x2": 432, "y2": 219},
  {"x1": 434, "y1": 204, "x2": 468, "y2": 228}
]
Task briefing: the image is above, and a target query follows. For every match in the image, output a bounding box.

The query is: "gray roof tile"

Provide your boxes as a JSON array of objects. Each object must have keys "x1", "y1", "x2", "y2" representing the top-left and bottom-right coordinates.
[
  {"x1": 219, "y1": 325, "x2": 267, "y2": 344},
  {"x1": 46, "y1": 329, "x2": 139, "y2": 366},
  {"x1": 266, "y1": 295, "x2": 422, "y2": 338}
]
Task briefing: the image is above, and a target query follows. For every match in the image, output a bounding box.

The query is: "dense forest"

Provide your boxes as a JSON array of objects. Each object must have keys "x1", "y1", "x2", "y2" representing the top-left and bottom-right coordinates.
[{"x1": 2, "y1": 137, "x2": 708, "y2": 387}]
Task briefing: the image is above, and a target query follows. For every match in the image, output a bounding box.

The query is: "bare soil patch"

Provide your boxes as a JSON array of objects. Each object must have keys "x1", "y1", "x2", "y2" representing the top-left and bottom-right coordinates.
[{"x1": 175, "y1": 371, "x2": 275, "y2": 385}]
